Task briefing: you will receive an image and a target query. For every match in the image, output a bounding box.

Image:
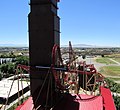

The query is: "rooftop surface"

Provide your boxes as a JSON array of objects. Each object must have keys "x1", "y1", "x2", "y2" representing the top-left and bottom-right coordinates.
[{"x1": 0, "y1": 76, "x2": 29, "y2": 98}]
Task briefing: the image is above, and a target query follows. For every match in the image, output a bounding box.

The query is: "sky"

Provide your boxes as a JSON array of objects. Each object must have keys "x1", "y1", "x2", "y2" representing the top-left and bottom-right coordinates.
[{"x1": 0, "y1": 0, "x2": 120, "y2": 47}]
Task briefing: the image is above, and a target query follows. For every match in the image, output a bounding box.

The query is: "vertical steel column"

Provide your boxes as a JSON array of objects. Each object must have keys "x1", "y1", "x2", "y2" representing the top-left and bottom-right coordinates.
[{"x1": 28, "y1": 0, "x2": 60, "y2": 108}]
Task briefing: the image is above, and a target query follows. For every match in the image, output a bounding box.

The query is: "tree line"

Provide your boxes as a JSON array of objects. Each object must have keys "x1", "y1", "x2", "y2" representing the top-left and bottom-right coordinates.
[
  {"x1": 0, "y1": 55, "x2": 29, "y2": 80},
  {"x1": 105, "y1": 78, "x2": 120, "y2": 109}
]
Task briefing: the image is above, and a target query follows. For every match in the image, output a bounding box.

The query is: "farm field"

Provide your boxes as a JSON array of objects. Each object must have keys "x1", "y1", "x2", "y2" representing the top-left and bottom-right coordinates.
[
  {"x1": 95, "y1": 57, "x2": 116, "y2": 65},
  {"x1": 106, "y1": 54, "x2": 120, "y2": 63},
  {"x1": 95, "y1": 55, "x2": 120, "y2": 83},
  {"x1": 113, "y1": 58, "x2": 120, "y2": 63},
  {"x1": 99, "y1": 66, "x2": 120, "y2": 77}
]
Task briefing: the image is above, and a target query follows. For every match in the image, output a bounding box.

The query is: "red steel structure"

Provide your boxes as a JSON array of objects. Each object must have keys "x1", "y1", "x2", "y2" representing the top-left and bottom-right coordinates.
[
  {"x1": 15, "y1": 44, "x2": 116, "y2": 110},
  {"x1": 6, "y1": 0, "x2": 116, "y2": 110}
]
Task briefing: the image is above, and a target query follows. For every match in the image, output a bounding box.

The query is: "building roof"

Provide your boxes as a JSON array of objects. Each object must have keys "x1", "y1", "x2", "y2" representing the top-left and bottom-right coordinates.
[
  {"x1": 15, "y1": 87, "x2": 116, "y2": 110},
  {"x1": 0, "y1": 78, "x2": 29, "y2": 98},
  {"x1": 16, "y1": 97, "x2": 33, "y2": 110},
  {"x1": 16, "y1": 94, "x2": 103, "y2": 110},
  {"x1": 100, "y1": 86, "x2": 116, "y2": 110}
]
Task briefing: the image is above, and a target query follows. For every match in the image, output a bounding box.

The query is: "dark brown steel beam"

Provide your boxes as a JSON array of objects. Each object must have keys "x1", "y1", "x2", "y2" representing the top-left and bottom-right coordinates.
[{"x1": 28, "y1": 0, "x2": 60, "y2": 109}]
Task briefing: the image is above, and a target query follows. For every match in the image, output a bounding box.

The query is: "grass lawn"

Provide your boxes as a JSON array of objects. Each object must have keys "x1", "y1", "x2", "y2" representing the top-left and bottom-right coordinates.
[
  {"x1": 105, "y1": 54, "x2": 120, "y2": 63},
  {"x1": 106, "y1": 54, "x2": 120, "y2": 57},
  {"x1": 113, "y1": 58, "x2": 120, "y2": 63},
  {"x1": 95, "y1": 57, "x2": 116, "y2": 65},
  {"x1": 99, "y1": 66, "x2": 120, "y2": 76},
  {"x1": 107, "y1": 77, "x2": 120, "y2": 81}
]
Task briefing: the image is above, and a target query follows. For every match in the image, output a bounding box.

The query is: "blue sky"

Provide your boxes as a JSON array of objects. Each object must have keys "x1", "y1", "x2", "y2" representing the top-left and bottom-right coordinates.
[
  {"x1": 0, "y1": 0, "x2": 29, "y2": 46},
  {"x1": 0, "y1": 0, "x2": 120, "y2": 47}
]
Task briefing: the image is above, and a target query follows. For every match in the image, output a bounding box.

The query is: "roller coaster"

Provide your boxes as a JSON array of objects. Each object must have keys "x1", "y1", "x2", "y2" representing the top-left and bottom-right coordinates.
[
  {"x1": 0, "y1": 0, "x2": 116, "y2": 110},
  {"x1": 0, "y1": 42, "x2": 116, "y2": 110}
]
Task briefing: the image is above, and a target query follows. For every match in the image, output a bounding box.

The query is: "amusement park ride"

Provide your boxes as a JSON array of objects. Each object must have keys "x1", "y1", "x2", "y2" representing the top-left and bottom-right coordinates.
[{"x1": 1, "y1": 0, "x2": 116, "y2": 110}]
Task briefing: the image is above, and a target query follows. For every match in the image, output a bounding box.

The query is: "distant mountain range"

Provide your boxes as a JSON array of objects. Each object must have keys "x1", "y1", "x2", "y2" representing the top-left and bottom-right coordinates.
[
  {"x1": 0, "y1": 44, "x2": 28, "y2": 47},
  {"x1": 0, "y1": 43, "x2": 119, "y2": 48},
  {"x1": 61, "y1": 44, "x2": 119, "y2": 48},
  {"x1": 61, "y1": 44, "x2": 95, "y2": 48}
]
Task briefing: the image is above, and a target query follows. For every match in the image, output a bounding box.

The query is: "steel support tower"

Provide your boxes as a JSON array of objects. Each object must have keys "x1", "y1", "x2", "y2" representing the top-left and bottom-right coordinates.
[{"x1": 29, "y1": 0, "x2": 60, "y2": 108}]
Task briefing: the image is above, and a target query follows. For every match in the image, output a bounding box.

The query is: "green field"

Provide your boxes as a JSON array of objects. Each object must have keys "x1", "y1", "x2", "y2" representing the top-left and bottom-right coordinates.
[
  {"x1": 106, "y1": 54, "x2": 120, "y2": 57},
  {"x1": 94, "y1": 55, "x2": 120, "y2": 84},
  {"x1": 99, "y1": 66, "x2": 120, "y2": 76},
  {"x1": 95, "y1": 57, "x2": 116, "y2": 65},
  {"x1": 108, "y1": 77, "x2": 120, "y2": 81},
  {"x1": 113, "y1": 58, "x2": 120, "y2": 63},
  {"x1": 106, "y1": 54, "x2": 120, "y2": 63}
]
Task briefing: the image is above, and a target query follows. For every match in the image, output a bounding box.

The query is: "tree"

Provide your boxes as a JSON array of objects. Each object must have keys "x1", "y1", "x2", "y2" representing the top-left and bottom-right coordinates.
[
  {"x1": 105, "y1": 78, "x2": 120, "y2": 108},
  {"x1": 9, "y1": 51, "x2": 16, "y2": 58},
  {"x1": 113, "y1": 95, "x2": 120, "y2": 109},
  {"x1": 101, "y1": 54, "x2": 104, "y2": 57},
  {"x1": 82, "y1": 55, "x2": 86, "y2": 59},
  {"x1": 0, "y1": 63, "x2": 15, "y2": 77},
  {"x1": 0, "y1": 53, "x2": 9, "y2": 58},
  {"x1": 0, "y1": 72, "x2": 2, "y2": 80},
  {"x1": 15, "y1": 56, "x2": 29, "y2": 65},
  {"x1": 7, "y1": 63, "x2": 15, "y2": 74},
  {"x1": 0, "y1": 64, "x2": 8, "y2": 74}
]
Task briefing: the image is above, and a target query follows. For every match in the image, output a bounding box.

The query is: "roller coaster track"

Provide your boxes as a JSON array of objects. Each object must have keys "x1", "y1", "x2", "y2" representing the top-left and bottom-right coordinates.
[{"x1": 1, "y1": 43, "x2": 116, "y2": 110}]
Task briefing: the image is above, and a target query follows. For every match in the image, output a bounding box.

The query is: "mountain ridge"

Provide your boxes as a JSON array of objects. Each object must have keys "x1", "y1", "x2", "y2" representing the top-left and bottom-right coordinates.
[
  {"x1": 61, "y1": 44, "x2": 119, "y2": 48},
  {"x1": 0, "y1": 44, "x2": 28, "y2": 47}
]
